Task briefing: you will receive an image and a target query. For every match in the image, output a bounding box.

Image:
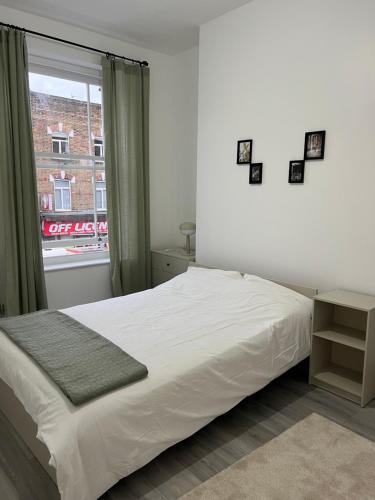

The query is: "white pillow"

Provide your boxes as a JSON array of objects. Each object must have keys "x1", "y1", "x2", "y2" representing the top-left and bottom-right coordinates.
[
  {"x1": 187, "y1": 265, "x2": 242, "y2": 279},
  {"x1": 243, "y1": 273, "x2": 312, "y2": 302}
]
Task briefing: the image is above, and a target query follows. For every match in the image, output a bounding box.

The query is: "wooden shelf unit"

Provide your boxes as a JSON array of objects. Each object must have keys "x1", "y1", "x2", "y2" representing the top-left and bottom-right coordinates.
[{"x1": 309, "y1": 290, "x2": 375, "y2": 407}]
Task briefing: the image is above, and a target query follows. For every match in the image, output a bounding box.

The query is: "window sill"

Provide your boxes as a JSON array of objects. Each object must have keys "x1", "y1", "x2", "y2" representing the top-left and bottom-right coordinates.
[{"x1": 44, "y1": 257, "x2": 110, "y2": 272}]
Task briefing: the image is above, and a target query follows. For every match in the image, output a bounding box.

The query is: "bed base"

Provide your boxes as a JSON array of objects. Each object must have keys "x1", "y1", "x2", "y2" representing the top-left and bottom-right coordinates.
[
  {"x1": 0, "y1": 265, "x2": 317, "y2": 492},
  {"x1": 0, "y1": 377, "x2": 57, "y2": 483}
]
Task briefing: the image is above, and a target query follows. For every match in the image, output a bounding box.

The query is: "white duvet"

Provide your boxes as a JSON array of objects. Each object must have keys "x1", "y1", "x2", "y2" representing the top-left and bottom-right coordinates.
[{"x1": 0, "y1": 268, "x2": 312, "y2": 500}]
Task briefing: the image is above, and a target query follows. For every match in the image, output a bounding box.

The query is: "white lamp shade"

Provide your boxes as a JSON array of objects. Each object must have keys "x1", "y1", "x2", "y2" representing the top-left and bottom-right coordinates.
[{"x1": 179, "y1": 222, "x2": 196, "y2": 236}]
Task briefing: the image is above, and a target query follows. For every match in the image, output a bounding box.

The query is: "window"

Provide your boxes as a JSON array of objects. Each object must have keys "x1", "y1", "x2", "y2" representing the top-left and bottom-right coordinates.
[
  {"x1": 54, "y1": 179, "x2": 71, "y2": 211},
  {"x1": 96, "y1": 181, "x2": 106, "y2": 211},
  {"x1": 29, "y1": 70, "x2": 108, "y2": 260},
  {"x1": 94, "y1": 139, "x2": 103, "y2": 157},
  {"x1": 52, "y1": 135, "x2": 69, "y2": 154}
]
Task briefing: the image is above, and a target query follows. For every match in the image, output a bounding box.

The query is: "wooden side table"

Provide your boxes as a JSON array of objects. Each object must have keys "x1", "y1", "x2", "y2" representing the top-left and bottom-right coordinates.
[{"x1": 151, "y1": 248, "x2": 195, "y2": 287}]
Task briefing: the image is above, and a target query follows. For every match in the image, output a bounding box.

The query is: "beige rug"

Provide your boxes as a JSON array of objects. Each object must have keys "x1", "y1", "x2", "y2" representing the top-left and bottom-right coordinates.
[{"x1": 181, "y1": 413, "x2": 375, "y2": 500}]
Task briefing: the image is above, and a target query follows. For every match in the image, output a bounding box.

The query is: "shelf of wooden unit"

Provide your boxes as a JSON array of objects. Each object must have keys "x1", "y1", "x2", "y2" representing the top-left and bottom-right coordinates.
[
  {"x1": 313, "y1": 324, "x2": 366, "y2": 351},
  {"x1": 312, "y1": 363, "x2": 363, "y2": 401}
]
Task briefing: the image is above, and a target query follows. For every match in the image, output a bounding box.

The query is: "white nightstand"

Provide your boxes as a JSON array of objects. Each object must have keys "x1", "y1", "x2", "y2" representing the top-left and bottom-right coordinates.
[
  {"x1": 309, "y1": 289, "x2": 375, "y2": 407},
  {"x1": 151, "y1": 248, "x2": 195, "y2": 287}
]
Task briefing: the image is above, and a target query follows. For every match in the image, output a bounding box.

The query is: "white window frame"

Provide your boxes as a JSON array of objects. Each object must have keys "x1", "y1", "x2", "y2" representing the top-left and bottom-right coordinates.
[
  {"x1": 29, "y1": 59, "x2": 109, "y2": 267},
  {"x1": 94, "y1": 138, "x2": 104, "y2": 157},
  {"x1": 96, "y1": 181, "x2": 106, "y2": 211},
  {"x1": 52, "y1": 135, "x2": 69, "y2": 154},
  {"x1": 54, "y1": 178, "x2": 72, "y2": 211}
]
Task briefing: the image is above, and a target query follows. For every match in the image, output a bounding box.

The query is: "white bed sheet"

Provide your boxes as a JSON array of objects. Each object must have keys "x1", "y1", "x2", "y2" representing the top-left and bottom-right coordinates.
[{"x1": 0, "y1": 268, "x2": 312, "y2": 500}]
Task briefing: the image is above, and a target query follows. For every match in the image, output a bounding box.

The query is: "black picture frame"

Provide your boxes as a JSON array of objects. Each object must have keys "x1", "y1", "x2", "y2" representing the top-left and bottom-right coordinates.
[
  {"x1": 249, "y1": 163, "x2": 263, "y2": 184},
  {"x1": 289, "y1": 160, "x2": 305, "y2": 184},
  {"x1": 304, "y1": 130, "x2": 326, "y2": 161},
  {"x1": 237, "y1": 139, "x2": 252, "y2": 165}
]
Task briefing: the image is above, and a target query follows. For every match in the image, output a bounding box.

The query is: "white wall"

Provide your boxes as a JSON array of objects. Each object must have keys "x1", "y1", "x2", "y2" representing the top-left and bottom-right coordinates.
[
  {"x1": 196, "y1": 0, "x2": 375, "y2": 294},
  {"x1": 45, "y1": 264, "x2": 112, "y2": 309},
  {"x1": 0, "y1": 5, "x2": 199, "y2": 307},
  {"x1": 170, "y1": 47, "x2": 199, "y2": 248}
]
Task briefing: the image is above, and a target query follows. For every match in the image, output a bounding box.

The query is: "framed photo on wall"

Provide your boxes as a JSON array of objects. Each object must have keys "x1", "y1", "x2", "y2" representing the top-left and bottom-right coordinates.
[
  {"x1": 237, "y1": 139, "x2": 252, "y2": 165},
  {"x1": 289, "y1": 160, "x2": 305, "y2": 183},
  {"x1": 304, "y1": 130, "x2": 326, "y2": 160},
  {"x1": 249, "y1": 163, "x2": 263, "y2": 184}
]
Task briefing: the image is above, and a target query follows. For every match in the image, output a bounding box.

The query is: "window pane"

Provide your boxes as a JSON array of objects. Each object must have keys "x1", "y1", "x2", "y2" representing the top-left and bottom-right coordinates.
[
  {"x1": 29, "y1": 73, "x2": 90, "y2": 155},
  {"x1": 62, "y1": 189, "x2": 71, "y2": 210},
  {"x1": 95, "y1": 165, "x2": 106, "y2": 212},
  {"x1": 52, "y1": 140, "x2": 59, "y2": 153},
  {"x1": 37, "y1": 158, "x2": 108, "y2": 257},
  {"x1": 94, "y1": 141, "x2": 103, "y2": 157},
  {"x1": 90, "y1": 85, "x2": 103, "y2": 156},
  {"x1": 55, "y1": 189, "x2": 62, "y2": 210},
  {"x1": 61, "y1": 139, "x2": 68, "y2": 154},
  {"x1": 96, "y1": 190, "x2": 103, "y2": 210},
  {"x1": 55, "y1": 179, "x2": 69, "y2": 188},
  {"x1": 29, "y1": 72, "x2": 108, "y2": 259}
]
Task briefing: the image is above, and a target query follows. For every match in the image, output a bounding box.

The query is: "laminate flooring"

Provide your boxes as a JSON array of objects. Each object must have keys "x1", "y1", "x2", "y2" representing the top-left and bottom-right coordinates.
[{"x1": 1, "y1": 363, "x2": 374, "y2": 500}]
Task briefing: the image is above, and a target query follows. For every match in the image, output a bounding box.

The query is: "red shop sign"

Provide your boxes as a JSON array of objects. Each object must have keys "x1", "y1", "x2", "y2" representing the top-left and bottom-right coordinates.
[{"x1": 43, "y1": 221, "x2": 108, "y2": 237}]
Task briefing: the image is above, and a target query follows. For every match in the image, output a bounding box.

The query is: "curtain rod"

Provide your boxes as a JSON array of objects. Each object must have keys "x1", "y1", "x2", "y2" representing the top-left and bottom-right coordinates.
[{"x1": 0, "y1": 20, "x2": 149, "y2": 67}]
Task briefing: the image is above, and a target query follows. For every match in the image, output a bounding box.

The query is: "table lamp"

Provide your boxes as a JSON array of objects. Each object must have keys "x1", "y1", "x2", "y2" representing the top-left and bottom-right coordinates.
[{"x1": 179, "y1": 222, "x2": 196, "y2": 256}]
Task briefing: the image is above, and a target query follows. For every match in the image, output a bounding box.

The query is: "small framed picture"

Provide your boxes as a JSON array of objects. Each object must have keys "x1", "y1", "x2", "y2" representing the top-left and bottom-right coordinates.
[
  {"x1": 289, "y1": 160, "x2": 305, "y2": 183},
  {"x1": 237, "y1": 139, "x2": 252, "y2": 165},
  {"x1": 304, "y1": 130, "x2": 326, "y2": 160},
  {"x1": 249, "y1": 163, "x2": 263, "y2": 184}
]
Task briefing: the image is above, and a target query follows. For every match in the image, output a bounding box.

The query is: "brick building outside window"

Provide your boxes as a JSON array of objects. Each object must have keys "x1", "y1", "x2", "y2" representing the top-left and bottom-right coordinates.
[{"x1": 29, "y1": 72, "x2": 108, "y2": 259}]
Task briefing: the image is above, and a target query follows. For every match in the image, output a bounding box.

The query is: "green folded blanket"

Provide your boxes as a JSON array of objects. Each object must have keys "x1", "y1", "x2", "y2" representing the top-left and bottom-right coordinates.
[{"x1": 0, "y1": 310, "x2": 148, "y2": 405}]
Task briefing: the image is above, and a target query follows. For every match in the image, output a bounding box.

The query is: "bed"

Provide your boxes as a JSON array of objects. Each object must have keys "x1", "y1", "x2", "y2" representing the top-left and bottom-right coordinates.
[{"x1": 0, "y1": 265, "x2": 317, "y2": 500}]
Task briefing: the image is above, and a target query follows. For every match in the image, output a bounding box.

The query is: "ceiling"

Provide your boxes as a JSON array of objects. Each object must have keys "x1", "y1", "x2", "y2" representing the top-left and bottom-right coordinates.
[{"x1": 0, "y1": 0, "x2": 251, "y2": 54}]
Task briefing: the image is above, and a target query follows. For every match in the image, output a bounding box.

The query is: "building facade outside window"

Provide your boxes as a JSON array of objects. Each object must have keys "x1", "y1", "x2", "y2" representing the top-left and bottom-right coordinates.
[{"x1": 29, "y1": 70, "x2": 108, "y2": 260}]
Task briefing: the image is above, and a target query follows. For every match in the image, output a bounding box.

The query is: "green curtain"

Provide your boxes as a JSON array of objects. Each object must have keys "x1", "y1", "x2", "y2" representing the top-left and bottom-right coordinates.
[
  {"x1": 0, "y1": 29, "x2": 47, "y2": 316},
  {"x1": 102, "y1": 57, "x2": 151, "y2": 296}
]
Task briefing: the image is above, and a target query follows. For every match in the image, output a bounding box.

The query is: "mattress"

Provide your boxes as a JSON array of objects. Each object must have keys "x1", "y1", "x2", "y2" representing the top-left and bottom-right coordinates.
[{"x1": 0, "y1": 267, "x2": 313, "y2": 500}]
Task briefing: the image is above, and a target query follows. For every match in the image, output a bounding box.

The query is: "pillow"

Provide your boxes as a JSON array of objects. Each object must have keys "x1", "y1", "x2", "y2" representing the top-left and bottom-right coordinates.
[
  {"x1": 243, "y1": 273, "x2": 312, "y2": 302},
  {"x1": 187, "y1": 265, "x2": 242, "y2": 279}
]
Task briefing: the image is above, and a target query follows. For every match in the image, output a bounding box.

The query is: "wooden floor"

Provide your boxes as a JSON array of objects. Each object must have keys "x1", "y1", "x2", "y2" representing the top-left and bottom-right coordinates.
[{"x1": 1, "y1": 363, "x2": 375, "y2": 500}]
